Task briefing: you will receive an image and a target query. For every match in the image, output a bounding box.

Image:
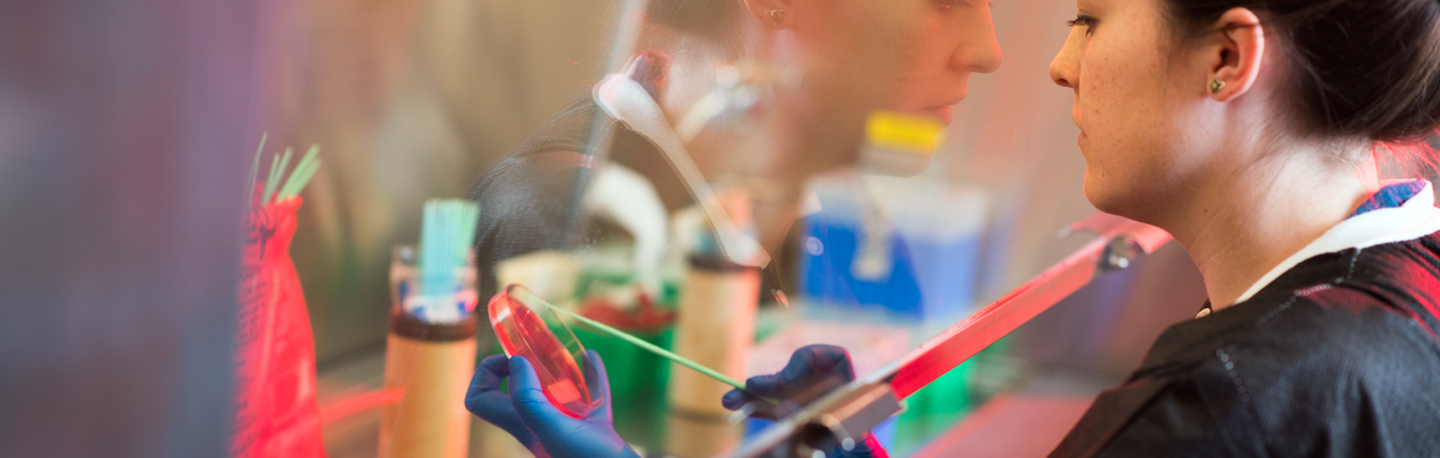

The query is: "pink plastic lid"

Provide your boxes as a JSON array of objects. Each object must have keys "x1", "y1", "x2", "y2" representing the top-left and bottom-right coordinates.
[{"x1": 488, "y1": 284, "x2": 596, "y2": 418}]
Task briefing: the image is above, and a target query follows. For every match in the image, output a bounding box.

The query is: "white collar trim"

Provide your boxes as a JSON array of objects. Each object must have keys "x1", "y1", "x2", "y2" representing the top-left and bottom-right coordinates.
[{"x1": 1234, "y1": 179, "x2": 1440, "y2": 304}]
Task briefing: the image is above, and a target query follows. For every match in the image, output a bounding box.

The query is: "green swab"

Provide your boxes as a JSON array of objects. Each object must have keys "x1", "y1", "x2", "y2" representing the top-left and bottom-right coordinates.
[
  {"x1": 262, "y1": 153, "x2": 281, "y2": 204},
  {"x1": 278, "y1": 144, "x2": 321, "y2": 201},
  {"x1": 547, "y1": 306, "x2": 748, "y2": 391},
  {"x1": 275, "y1": 146, "x2": 293, "y2": 191},
  {"x1": 247, "y1": 135, "x2": 323, "y2": 206},
  {"x1": 247, "y1": 133, "x2": 267, "y2": 208}
]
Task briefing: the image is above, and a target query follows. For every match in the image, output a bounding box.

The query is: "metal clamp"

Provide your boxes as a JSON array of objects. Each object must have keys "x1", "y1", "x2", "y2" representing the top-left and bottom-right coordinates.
[
  {"x1": 1101, "y1": 234, "x2": 1141, "y2": 271},
  {"x1": 736, "y1": 382, "x2": 903, "y2": 457}
]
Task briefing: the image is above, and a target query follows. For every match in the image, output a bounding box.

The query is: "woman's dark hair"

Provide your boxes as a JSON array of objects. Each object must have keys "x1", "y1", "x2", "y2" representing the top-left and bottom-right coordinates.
[
  {"x1": 646, "y1": 0, "x2": 744, "y2": 42},
  {"x1": 1162, "y1": 0, "x2": 1440, "y2": 146}
]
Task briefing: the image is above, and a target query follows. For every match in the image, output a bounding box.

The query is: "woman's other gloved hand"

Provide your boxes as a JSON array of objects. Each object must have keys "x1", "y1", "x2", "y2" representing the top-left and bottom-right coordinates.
[
  {"x1": 465, "y1": 350, "x2": 640, "y2": 458},
  {"x1": 721, "y1": 344, "x2": 889, "y2": 458}
]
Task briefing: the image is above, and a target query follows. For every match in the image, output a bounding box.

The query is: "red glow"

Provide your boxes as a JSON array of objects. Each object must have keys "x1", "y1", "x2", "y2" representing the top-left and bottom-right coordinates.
[{"x1": 318, "y1": 389, "x2": 406, "y2": 426}]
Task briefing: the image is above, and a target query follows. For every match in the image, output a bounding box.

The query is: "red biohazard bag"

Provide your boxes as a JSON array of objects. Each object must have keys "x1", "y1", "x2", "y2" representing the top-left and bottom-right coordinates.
[{"x1": 233, "y1": 196, "x2": 327, "y2": 458}]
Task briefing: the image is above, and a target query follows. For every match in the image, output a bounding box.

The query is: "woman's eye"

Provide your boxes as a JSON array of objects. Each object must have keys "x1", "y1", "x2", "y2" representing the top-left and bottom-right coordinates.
[
  {"x1": 1066, "y1": 15, "x2": 1097, "y2": 30},
  {"x1": 933, "y1": 0, "x2": 992, "y2": 11}
]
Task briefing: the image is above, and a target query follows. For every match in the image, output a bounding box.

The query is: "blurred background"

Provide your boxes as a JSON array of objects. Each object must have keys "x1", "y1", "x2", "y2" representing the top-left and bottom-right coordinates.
[{"x1": 0, "y1": 0, "x2": 1235, "y2": 457}]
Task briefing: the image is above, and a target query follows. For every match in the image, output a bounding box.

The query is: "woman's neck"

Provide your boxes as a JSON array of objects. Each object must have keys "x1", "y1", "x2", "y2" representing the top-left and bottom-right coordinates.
[
  {"x1": 1167, "y1": 143, "x2": 1377, "y2": 310},
  {"x1": 659, "y1": 39, "x2": 811, "y2": 255}
]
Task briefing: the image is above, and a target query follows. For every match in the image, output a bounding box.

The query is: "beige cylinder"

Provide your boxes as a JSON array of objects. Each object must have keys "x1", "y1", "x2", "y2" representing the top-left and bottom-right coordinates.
[
  {"x1": 378, "y1": 313, "x2": 477, "y2": 458},
  {"x1": 665, "y1": 264, "x2": 760, "y2": 457}
]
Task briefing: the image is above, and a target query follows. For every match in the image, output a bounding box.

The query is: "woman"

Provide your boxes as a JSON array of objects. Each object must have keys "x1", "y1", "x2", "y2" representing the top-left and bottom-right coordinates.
[
  {"x1": 731, "y1": 0, "x2": 1440, "y2": 456},
  {"x1": 465, "y1": 0, "x2": 999, "y2": 457},
  {"x1": 1045, "y1": 0, "x2": 1440, "y2": 454}
]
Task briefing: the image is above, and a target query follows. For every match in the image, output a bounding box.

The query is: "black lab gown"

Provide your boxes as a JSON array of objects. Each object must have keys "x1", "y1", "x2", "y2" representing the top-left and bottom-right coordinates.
[{"x1": 1053, "y1": 232, "x2": 1440, "y2": 457}]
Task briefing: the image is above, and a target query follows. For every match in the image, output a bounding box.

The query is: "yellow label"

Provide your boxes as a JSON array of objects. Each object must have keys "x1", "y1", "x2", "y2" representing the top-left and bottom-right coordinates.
[{"x1": 865, "y1": 111, "x2": 944, "y2": 154}]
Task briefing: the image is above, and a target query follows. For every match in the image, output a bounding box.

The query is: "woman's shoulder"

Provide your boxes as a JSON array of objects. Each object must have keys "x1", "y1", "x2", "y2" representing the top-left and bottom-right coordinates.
[
  {"x1": 1145, "y1": 280, "x2": 1440, "y2": 397},
  {"x1": 1185, "y1": 290, "x2": 1440, "y2": 454},
  {"x1": 1253, "y1": 233, "x2": 1440, "y2": 348},
  {"x1": 1223, "y1": 286, "x2": 1440, "y2": 384},
  {"x1": 1158, "y1": 238, "x2": 1440, "y2": 443},
  {"x1": 1088, "y1": 286, "x2": 1440, "y2": 457},
  {"x1": 1140, "y1": 236, "x2": 1440, "y2": 376},
  {"x1": 1211, "y1": 233, "x2": 1440, "y2": 381},
  {"x1": 1064, "y1": 236, "x2": 1440, "y2": 457}
]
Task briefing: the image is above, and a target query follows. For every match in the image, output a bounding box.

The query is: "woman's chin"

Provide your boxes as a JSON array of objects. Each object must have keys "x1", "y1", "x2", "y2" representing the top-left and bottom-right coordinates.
[
  {"x1": 1082, "y1": 175, "x2": 1127, "y2": 216},
  {"x1": 1083, "y1": 179, "x2": 1171, "y2": 228}
]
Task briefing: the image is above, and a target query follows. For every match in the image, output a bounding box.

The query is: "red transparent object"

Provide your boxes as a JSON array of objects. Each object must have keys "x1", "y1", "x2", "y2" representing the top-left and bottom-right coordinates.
[{"x1": 488, "y1": 284, "x2": 597, "y2": 418}]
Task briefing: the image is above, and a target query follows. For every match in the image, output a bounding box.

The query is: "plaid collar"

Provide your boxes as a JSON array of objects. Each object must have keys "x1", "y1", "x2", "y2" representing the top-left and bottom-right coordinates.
[{"x1": 1352, "y1": 179, "x2": 1427, "y2": 217}]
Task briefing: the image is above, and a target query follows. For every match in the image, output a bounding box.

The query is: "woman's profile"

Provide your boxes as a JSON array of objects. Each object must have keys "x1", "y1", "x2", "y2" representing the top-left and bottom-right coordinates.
[{"x1": 1046, "y1": 0, "x2": 1440, "y2": 454}]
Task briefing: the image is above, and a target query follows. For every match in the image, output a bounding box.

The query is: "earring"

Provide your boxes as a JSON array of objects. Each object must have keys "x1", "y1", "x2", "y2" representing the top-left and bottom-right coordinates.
[
  {"x1": 767, "y1": 9, "x2": 786, "y2": 26},
  {"x1": 1209, "y1": 79, "x2": 1226, "y2": 95}
]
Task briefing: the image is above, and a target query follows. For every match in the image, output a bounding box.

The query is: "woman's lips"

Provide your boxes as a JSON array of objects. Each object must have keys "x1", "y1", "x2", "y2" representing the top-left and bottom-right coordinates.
[{"x1": 919, "y1": 96, "x2": 964, "y2": 126}]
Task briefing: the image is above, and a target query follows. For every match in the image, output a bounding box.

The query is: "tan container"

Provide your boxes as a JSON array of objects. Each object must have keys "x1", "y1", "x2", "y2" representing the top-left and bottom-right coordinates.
[
  {"x1": 665, "y1": 262, "x2": 760, "y2": 457},
  {"x1": 377, "y1": 312, "x2": 477, "y2": 458},
  {"x1": 666, "y1": 411, "x2": 744, "y2": 458}
]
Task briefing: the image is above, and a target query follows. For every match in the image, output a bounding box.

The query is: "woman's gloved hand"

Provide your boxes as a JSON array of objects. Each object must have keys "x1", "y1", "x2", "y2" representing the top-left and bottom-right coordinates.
[
  {"x1": 721, "y1": 344, "x2": 889, "y2": 458},
  {"x1": 465, "y1": 350, "x2": 640, "y2": 458}
]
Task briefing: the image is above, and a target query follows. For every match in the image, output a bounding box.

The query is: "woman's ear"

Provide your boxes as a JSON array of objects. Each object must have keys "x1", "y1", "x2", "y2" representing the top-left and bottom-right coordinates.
[
  {"x1": 741, "y1": 0, "x2": 795, "y2": 29},
  {"x1": 1208, "y1": 8, "x2": 1265, "y2": 102}
]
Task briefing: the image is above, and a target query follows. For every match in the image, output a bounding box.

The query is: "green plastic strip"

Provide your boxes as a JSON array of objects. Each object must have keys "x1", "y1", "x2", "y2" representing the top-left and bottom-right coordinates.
[
  {"x1": 262, "y1": 153, "x2": 280, "y2": 204},
  {"x1": 279, "y1": 158, "x2": 317, "y2": 201},
  {"x1": 548, "y1": 306, "x2": 747, "y2": 391},
  {"x1": 278, "y1": 144, "x2": 321, "y2": 201},
  {"x1": 247, "y1": 133, "x2": 267, "y2": 209}
]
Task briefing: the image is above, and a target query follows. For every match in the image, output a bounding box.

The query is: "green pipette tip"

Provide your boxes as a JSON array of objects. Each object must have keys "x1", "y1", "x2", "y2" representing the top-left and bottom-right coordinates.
[
  {"x1": 546, "y1": 305, "x2": 750, "y2": 391},
  {"x1": 247, "y1": 133, "x2": 267, "y2": 209}
]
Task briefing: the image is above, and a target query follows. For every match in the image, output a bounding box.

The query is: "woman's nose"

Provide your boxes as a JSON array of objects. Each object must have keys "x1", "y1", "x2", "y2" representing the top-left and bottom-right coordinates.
[
  {"x1": 970, "y1": 39, "x2": 1002, "y2": 74},
  {"x1": 954, "y1": 23, "x2": 1003, "y2": 74},
  {"x1": 1050, "y1": 40, "x2": 1078, "y2": 89}
]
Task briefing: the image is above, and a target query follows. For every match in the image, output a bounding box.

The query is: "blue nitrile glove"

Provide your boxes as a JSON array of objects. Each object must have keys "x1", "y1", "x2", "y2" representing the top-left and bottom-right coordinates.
[
  {"x1": 466, "y1": 355, "x2": 542, "y2": 451},
  {"x1": 465, "y1": 350, "x2": 640, "y2": 458},
  {"x1": 721, "y1": 344, "x2": 889, "y2": 458}
]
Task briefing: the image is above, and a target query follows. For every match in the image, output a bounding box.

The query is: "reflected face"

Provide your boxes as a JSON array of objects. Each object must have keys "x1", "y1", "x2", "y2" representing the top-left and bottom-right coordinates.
[
  {"x1": 760, "y1": 0, "x2": 1001, "y2": 176},
  {"x1": 1048, "y1": 0, "x2": 1212, "y2": 220},
  {"x1": 795, "y1": 0, "x2": 1003, "y2": 127}
]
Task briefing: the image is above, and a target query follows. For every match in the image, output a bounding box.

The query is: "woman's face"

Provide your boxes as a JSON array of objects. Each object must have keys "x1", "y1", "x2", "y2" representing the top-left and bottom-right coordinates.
[
  {"x1": 755, "y1": 0, "x2": 999, "y2": 176},
  {"x1": 794, "y1": 0, "x2": 1002, "y2": 127},
  {"x1": 1048, "y1": 0, "x2": 1220, "y2": 220}
]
